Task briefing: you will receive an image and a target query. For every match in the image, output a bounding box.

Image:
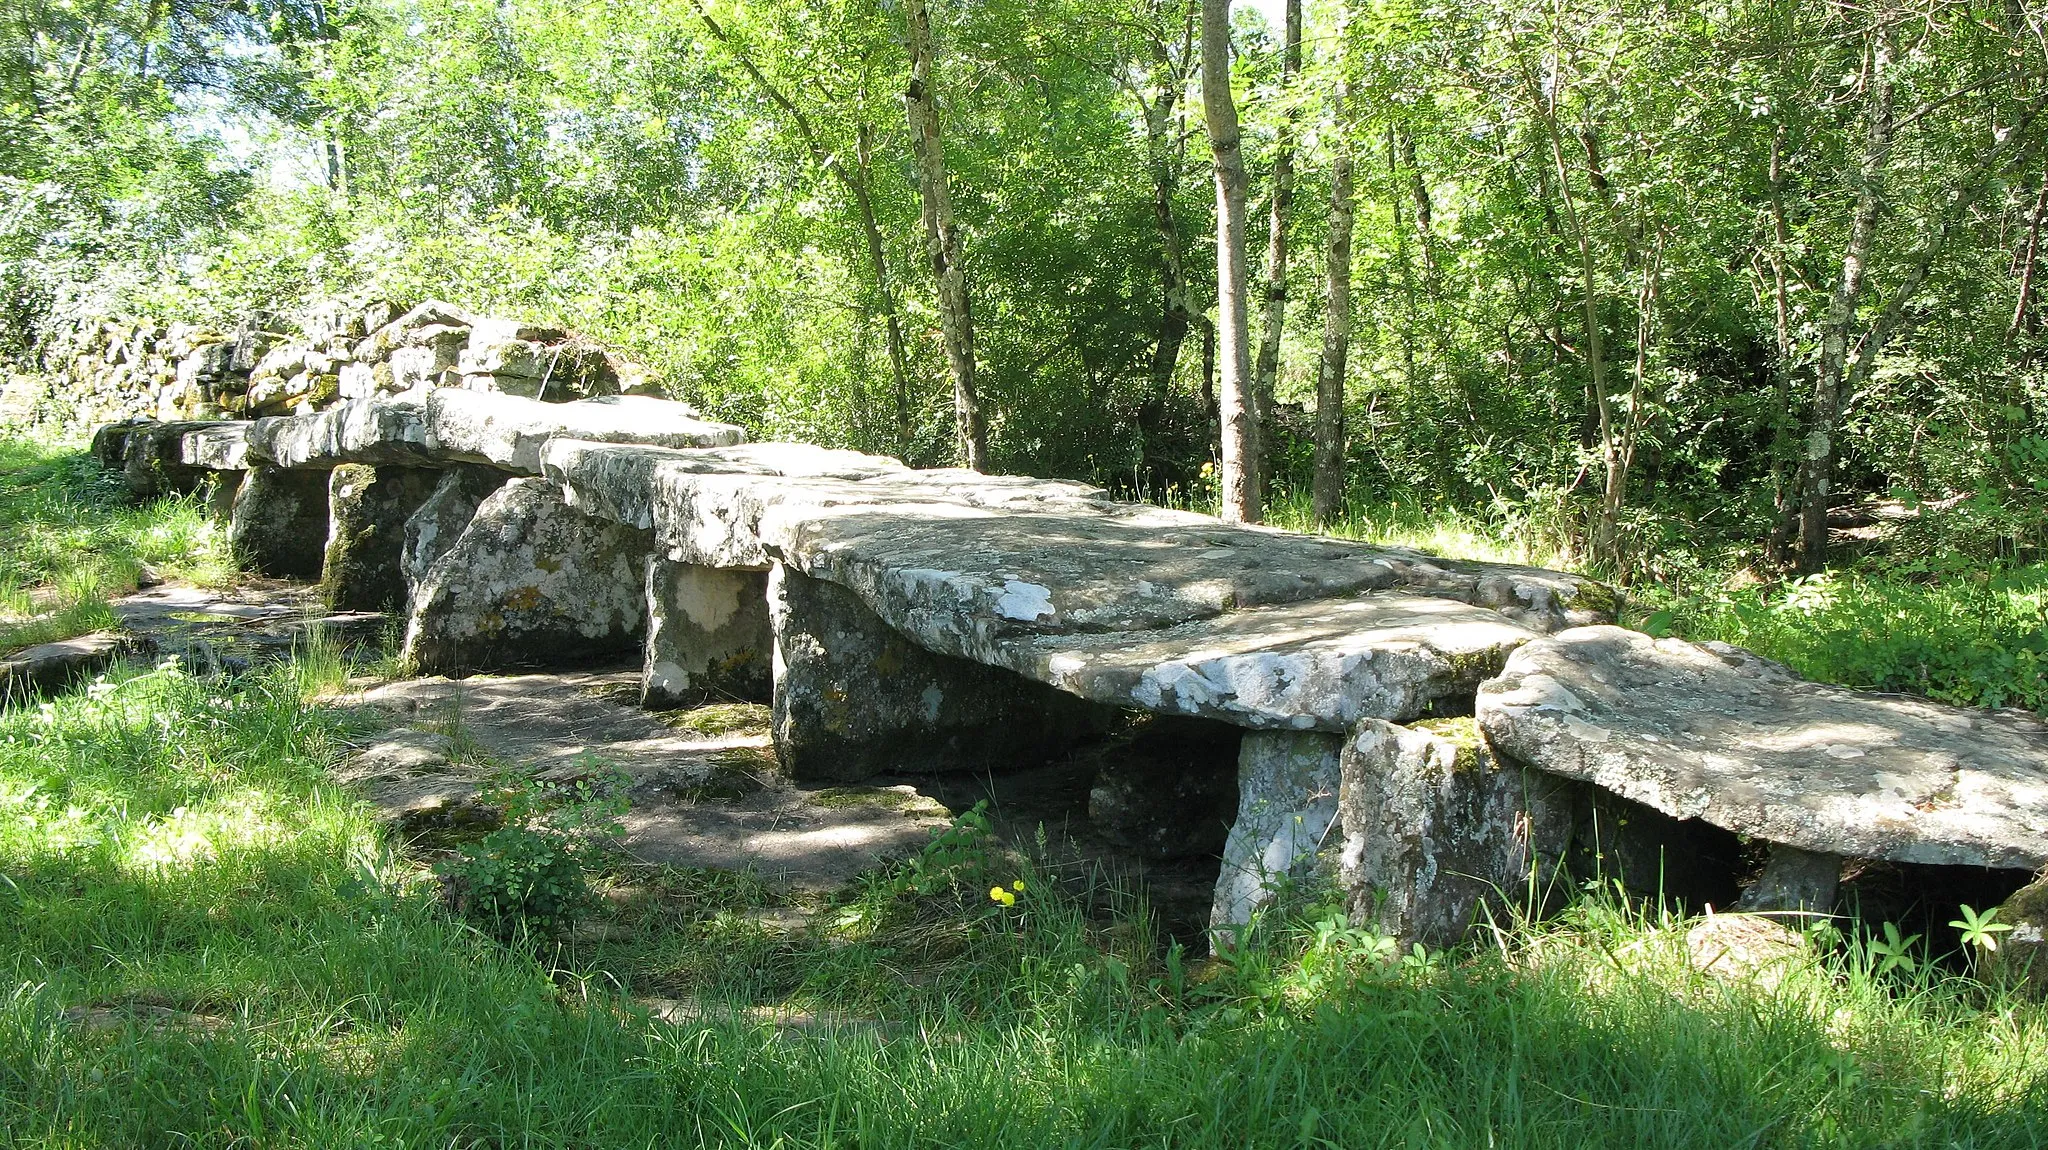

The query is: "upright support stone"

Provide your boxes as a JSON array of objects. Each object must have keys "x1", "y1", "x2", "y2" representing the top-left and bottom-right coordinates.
[
  {"x1": 400, "y1": 464, "x2": 508, "y2": 601},
  {"x1": 1210, "y1": 730, "x2": 1345, "y2": 943},
  {"x1": 402, "y1": 478, "x2": 652, "y2": 675},
  {"x1": 204, "y1": 471, "x2": 244, "y2": 522},
  {"x1": 768, "y1": 563, "x2": 1108, "y2": 782},
  {"x1": 643, "y1": 560, "x2": 772, "y2": 708},
  {"x1": 1738, "y1": 845, "x2": 1841, "y2": 915},
  {"x1": 1337, "y1": 718, "x2": 1580, "y2": 948},
  {"x1": 324, "y1": 465, "x2": 440, "y2": 613},
  {"x1": 227, "y1": 466, "x2": 331, "y2": 579}
]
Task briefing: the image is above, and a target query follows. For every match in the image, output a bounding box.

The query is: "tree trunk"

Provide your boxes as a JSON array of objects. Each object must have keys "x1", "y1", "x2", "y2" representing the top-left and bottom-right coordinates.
[
  {"x1": 1799, "y1": 33, "x2": 1894, "y2": 573},
  {"x1": 901, "y1": 0, "x2": 989, "y2": 471},
  {"x1": 1251, "y1": 0, "x2": 1301, "y2": 496},
  {"x1": 1311, "y1": 2, "x2": 1354, "y2": 528},
  {"x1": 1202, "y1": 0, "x2": 1260, "y2": 522},
  {"x1": 1764, "y1": 125, "x2": 1801, "y2": 567},
  {"x1": 1134, "y1": 7, "x2": 1198, "y2": 483}
]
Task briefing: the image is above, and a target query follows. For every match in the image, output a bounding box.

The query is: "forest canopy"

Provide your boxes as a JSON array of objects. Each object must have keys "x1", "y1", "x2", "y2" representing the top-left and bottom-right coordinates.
[{"x1": 4, "y1": 0, "x2": 2045, "y2": 580}]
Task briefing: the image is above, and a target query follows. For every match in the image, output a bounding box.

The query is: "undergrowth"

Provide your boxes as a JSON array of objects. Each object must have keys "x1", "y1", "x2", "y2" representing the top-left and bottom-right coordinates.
[
  {"x1": 0, "y1": 437, "x2": 232, "y2": 652},
  {"x1": 2, "y1": 655, "x2": 2045, "y2": 1146}
]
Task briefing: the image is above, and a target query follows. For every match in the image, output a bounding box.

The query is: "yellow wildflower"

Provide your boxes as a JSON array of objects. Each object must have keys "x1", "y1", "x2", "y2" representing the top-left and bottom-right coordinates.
[
  {"x1": 989, "y1": 886, "x2": 1007, "y2": 903},
  {"x1": 1012, "y1": 880, "x2": 1026, "y2": 892}
]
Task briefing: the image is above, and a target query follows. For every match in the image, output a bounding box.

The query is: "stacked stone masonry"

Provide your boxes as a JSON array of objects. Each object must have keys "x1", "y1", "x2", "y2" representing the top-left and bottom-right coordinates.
[{"x1": 75, "y1": 354, "x2": 2048, "y2": 960}]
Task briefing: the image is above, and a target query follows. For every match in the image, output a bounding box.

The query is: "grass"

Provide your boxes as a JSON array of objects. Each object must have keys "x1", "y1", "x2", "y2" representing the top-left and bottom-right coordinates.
[
  {"x1": 2, "y1": 654, "x2": 2045, "y2": 1146},
  {"x1": 0, "y1": 436, "x2": 233, "y2": 653}
]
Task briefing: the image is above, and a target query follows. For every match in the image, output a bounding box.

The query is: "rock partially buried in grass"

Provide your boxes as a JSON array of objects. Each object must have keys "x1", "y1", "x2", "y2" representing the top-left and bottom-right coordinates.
[
  {"x1": 1684, "y1": 913, "x2": 1812, "y2": 991},
  {"x1": 1987, "y1": 872, "x2": 2048, "y2": 996},
  {"x1": 0, "y1": 631, "x2": 135, "y2": 699}
]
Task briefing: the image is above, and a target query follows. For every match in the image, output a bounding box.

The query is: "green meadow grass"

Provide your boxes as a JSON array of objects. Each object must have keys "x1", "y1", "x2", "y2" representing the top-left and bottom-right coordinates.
[
  {"x1": 0, "y1": 437, "x2": 233, "y2": 653},
  {"x1": 0, "y1": 657, "x2": 2043, "y2": 1147}
]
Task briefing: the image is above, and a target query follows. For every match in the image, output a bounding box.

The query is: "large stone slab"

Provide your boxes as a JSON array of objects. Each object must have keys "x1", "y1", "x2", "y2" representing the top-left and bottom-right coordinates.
[
  {"x1": 324, "y1": 465, "x2": 441, "y2": 613},
  {"x1": 1209, "y1": 730, "x2": 1345, "y2": 940},
  {"x1": 428, "y1": 392, "x2": 745, "y2": 475},
  {"x1": 768, "y1": 564, "x2": 1109, "y2": 782},
  {"x1": 402, "y1": 478, "x2": 651, "y2": 675},
  {"x1": 1337, "y1": 717, "x2": 1579, "y2": 948},
  {"x1": 179, "y1": 421, "x2": 251, "y2": 470},
  {"x1": 116, "y1": 420, "x2": 221, "y2": 500},
  {"x1": 228, "y1": 467, "x2": 331, "y2": 579},
  {"x1": 643, "y1": 561, "x2": 772, "y2": 708},
  {"x1": 0, "y1": 632, "x2": 135, "y2": 699},
  {"x1": 399, "y1": 465, "x2": 508, "y2": 601},
  {"x1": 542, "y1": 438, "x2": 1609, "y2": 731},
  {"x1": 1477, "y1": 626, "x2": 2048, "y2": 872},
  {"x1": 246, "y1": 395, "x2": 436, "y2": 469}
]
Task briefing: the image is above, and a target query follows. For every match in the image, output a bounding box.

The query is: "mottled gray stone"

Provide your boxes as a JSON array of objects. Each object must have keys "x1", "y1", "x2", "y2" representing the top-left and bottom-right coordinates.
[
  {"x1": 643, "y1": 560, "x2": 772, "y2": 708},
  {"x1": 0, "y1": 632, "x2": 134, "y2": 699},
  {"x1": 1210, "y1": 730, "x2": 1346, "y2": 940},
  {"x1": 1737, "y1": 845, "x2": 1841, "y2": 915},
  {"x1": 246, "y1": 395, "x2": 436, "y2": 469},
  {"x1": 541, "y1": 438, "x2": 1604, "y2": 732},
  {"x1": 427, "y1": 391, "x2": 744, "y2": 475},
  {"x1": 1085, "y1": 718, "x2": 1241, "y2": 860},
  {"x1": 118, "y1": 420, "x2": 220, "y2": 500},
  {"x1": 768, "y1": 564, "x2": 1109, "y2": 782},
  {"x1": 1337, "y1": 717, "x2": 1580, "y2": 948},
  {"x1": 402, "y1": 478, "x2": 651, "y2": 675},
  {"x1": 228, "y1": 466, "x2": 331, "y2": 579},
  {"x1": 1988, "y1": 873, "x2": 2048, "y2": 995},
  {"x1": 1478, "y1": 626, "x2": 2048, "y2": 872},
  {"x1": 1686, "y1": 914, "x2": 1812, "y2": 990},
  {"x1": 399, "y1": 465, "x2": 509, "y2": 601},
  {"x1": 179, "y1": 421, "x2": 251, "y2": 470},
  {"x1": 323, "y1": 465, "x2": 441, "y2": 613}
]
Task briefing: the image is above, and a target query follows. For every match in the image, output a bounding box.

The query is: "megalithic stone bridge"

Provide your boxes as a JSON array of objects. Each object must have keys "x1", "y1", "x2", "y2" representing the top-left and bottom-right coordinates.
[{"x1": 90, "y1": 389, "x2": 2048, "y2": 950}]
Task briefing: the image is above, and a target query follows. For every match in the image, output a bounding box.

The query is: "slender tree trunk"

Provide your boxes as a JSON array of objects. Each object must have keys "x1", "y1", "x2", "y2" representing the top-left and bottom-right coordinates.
[
  {"x1": 2009, "y1": 163, "x2": 2047, "y2": 343},
  {"x1": 1399, "y1": 129, "x2": 1439, "y2": 292},
  {"x1": 1536, "y1": 82, "x2": 1614, "y2": 563},
  {"x1": 1799, "y1": 33, "x2": 1894, "y2": 573},
  {"x1": 854, "y1": 123, "x2": 916, "y2": 455},
  {"x1": 1251, "y1": 0, "x2": 1301, "y2": 495},
  {"x1": 902, "y1": 0, "x2": 989, "y2": 471},
  {"x1": 1135, "y1": 8, "x2": 1198, "y2": 479},
  {"x1": 1202, "y1": 0, "x2": 1259, "y2": 521},
  {"x1": 1764, "y1": 126, "x2": 1802, "y2": 566},
  {"x1": 1311, "y1": 2, "x2": 1354, "y2": 527}
]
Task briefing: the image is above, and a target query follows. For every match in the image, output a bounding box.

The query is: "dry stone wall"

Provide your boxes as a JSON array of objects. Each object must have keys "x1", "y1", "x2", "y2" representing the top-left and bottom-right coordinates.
[{"x1": 6, "y1": 297, "x2": 657, "y2": 434}]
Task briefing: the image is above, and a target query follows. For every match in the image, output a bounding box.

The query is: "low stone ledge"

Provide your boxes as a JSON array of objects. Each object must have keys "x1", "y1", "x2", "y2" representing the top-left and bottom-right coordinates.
[
  {"x1": 1477, "y1": 625, "x2": 2048, "y2": 874},
  {"x1": 180, "y1": 422, "x2": 251, "y2": 470},
  {"x1": 0, "y1": 632, "x2": 137, "y2": 699},
  {"x1": 428, "y1": 391, "x2": 745, "y2": 475},
  {"x1": 247, "y1": 395, "x2": 436, "y2": 469}
]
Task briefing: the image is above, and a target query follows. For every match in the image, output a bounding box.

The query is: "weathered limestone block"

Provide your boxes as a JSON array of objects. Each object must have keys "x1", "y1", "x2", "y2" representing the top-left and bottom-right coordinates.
[
  {"x1": 228, "y1": 466, "x2": 331, "y2": 579},
  {"x1": 179, "y1": 422, "x2": 251, "y2": 470},
  {"x1": 1337, "y1": 717, "x2": 1579, "y2": 948},
  {"x1": 642, "y1": 560, "x2": 772, "y2": 708},
  {"x1": 460, "y1": 371, "x2": 544, "y2": 398},
  {"x1": 1737, "y1": 845, "x2": 1842, "y2": 915},
  {"x1": 768, "y1": 564, "x2": 1109, "y2": 782},
  {"x1": 429, "y1": 391, "x2": 745, "y2": 475},
  {"x1": 402, "y1": 478, "x2": 650, "y2": 675},
  {"x1": 1210, "y1": 730, "x2": 1346, "y2": 940},
  {"x1": 457, "y1": 339, "x2": 548, "y2": 379},
  {"x1": 323, "y1": 465, "x2": 441, "y2": 613},
  {"x1": 1477, "y1": 626, "x2": 2048, "y2": 872},
  {"x1": 1085, "y1": 718, "x2": 1241, "y2": 860},
  {"x1": 247, "y1": 396, "x2": 435, "y2": 469},
  {"x1": 89, "y1": 419, "x2": 146, "y2": 471},
  {"x1": 399, "y1": 465, "x2": 509, "y2": 600},
  {"x1": 1988, "y1": 873, "x2": 2048, "y2": 995},
  {"x1": 117, "y1": 420, "x2": 218, "y2": 500},
  {"x1": 0, "y1": 632, "x2": 136, "y2": 699}
]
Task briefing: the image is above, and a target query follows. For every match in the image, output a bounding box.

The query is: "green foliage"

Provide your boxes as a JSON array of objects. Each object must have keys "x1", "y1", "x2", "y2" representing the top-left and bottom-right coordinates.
[
  {"x1": 442, "y1": 758, "x2": 628, "y2": 936},
  {"x1": 888, "y1": 799, "x2": 996, "y2": 898},
  {"x1": 1645, "y1": 563, "x2": 2048, "y2": 713},
  {"x1": 0, "y1": 439, "x2": 232, "y2": 652}
]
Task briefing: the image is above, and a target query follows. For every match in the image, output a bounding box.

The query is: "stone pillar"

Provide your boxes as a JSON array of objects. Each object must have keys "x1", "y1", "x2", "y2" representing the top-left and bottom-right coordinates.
[
  {"x1": 402, "y1": 477, "x2": 651, "y2": 675},
  {"x1": 643, "y1": 559, "x2": 772, "y2": 708},
  {"x1": 227, "y1": 466, "x2": 331, "y2": 580},
  {"x1": 1209, "y1": 730, "x2": 1346, "y2": 944},
  {"x1": 323, "y1": 464, "x2": 440, "y2": 613},
  {"x1": 1737, "y1": 845, "x2": 1841, "y2": 916},
  {"x1": 204, "y1": 471, "x2": 244, "y2": 522},
  {"x1": 768, "y1": 563, "x2": 1109, "y2": 782},
  {"x1": 399, "y1": 464, "x2": 508, "y2": 602},
  {"x1": 1337, "y1": 717, "x2": 1580, "y2": 948}
]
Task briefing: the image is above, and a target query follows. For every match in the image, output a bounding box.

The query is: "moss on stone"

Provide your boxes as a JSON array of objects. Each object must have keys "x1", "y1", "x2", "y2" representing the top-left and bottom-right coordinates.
[
  {"x1": 808, "y1": 785, "x2": 950, "y2": 818},
  {"x1": 660, "y1": 703, "x2": 773, "y2": 738}
]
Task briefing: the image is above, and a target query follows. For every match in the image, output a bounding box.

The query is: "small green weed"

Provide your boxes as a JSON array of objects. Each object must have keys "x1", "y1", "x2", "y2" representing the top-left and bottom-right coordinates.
[{"x1": 441, "y1": 757, "x2": 629, "y2": 937}]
